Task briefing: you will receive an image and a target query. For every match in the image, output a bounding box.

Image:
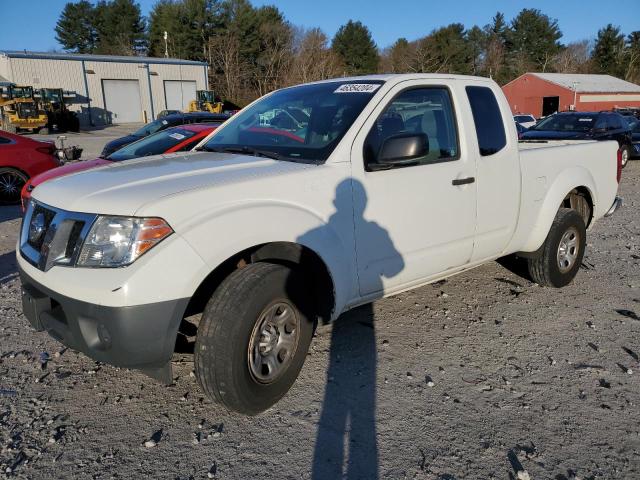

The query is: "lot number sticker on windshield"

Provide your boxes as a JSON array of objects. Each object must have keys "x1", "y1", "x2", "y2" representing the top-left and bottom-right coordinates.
[
  {"x1": 334, "y1": 84, "x2": 381, "y2": 94},
  {"x1": 169, "y1": 133, "x2": 186, "y2": 140}
]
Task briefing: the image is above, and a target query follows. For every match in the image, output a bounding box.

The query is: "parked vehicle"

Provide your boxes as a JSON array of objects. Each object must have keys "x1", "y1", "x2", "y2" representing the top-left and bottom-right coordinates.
[
  {"x1": 157, "y1": 110, "x2": 181, "y2": 118},
  {"x1": 36, "y1": 88, "x2": 80, "y2": 133},
  {"x1": 0, "y1": 130, "x2": 61, "y2": 204},
  {"x1": 513, "y1": 114, "x2": 537, "y2": 129},
  {"x1": 515, "y1": 121, "x2": 528, "y2": 139},
  {"x1": 626, "y1": 117, "x2": 640, "y2": 158},
  {"x1": 520, "y1": 111, "x2": 633, "y2": 167},
  {"x1": 100, "y1": 112, "x2": 229, "y2": 157},
  {"x1": 21, "y1": 124, "x2": 217, "y2": 206},
  {"x1": 0, "y1": 84, "x2": 48, "y2": 133},
  {"x1": 18, "y1": 74, "x2": 622, "y2": 415}
]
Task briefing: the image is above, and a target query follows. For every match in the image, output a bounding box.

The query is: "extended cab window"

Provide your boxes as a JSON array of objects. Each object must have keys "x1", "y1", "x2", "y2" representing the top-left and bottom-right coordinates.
[
  {"x1": 466, "y1": 86, "x2": 506, "y2": 156},
  {"x1": 364, "y1": 87, "x2": 459, "y2": 169}
]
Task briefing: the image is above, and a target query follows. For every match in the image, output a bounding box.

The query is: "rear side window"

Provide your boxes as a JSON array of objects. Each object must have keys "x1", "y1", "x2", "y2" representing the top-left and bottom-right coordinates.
[{"x1": 466, "y1": 86, "x2": 506, "y2": 156}]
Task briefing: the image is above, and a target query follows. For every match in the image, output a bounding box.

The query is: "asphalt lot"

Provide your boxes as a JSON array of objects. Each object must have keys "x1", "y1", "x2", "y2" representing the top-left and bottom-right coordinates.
[
  {"x1": 0, "y1": 145, "x2": 638, "y2": 479},
  {"x1": 26, "y1": 123, "x2": 144, "y2": 159}
]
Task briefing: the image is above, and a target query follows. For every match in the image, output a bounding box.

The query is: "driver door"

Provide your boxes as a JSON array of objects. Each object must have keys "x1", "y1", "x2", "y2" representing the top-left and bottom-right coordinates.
[{"x1": 350, "y1": 81, "x2": 477, "y2": 296}]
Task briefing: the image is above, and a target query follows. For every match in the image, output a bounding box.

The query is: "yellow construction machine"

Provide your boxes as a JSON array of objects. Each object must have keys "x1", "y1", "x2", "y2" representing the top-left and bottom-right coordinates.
[
  {"x1": 187, "y1": 90, "x2": 223, "y2": 114},
  {"x1": 0, "y1": 84, "x2": 48, "y2": 133},
  {"x1": 36, "y1": 88, "x2": 80, "y2": 133}
]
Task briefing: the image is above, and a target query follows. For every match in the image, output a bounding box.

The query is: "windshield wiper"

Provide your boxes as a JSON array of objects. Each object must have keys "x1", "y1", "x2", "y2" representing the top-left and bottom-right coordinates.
[{"x1": 199, "y1": 145, "x2": 283, "y2": 160}]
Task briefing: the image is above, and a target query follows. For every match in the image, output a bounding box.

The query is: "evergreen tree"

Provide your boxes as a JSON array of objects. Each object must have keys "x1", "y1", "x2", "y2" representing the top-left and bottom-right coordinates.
[
  {"x1": 94, "y1": 0, "x2": 147, "y2": 55},
  {"x1": 507, "y1": 9, "x2": 562, "y2": 73},
  {"x1": 592, "y1": 24, "x2": 626, "y2": 77},
  {"x1": 332, "y1": 20, "x2": 379, "y2": 75},
  {"x1": 148, "y1": 0, "x2": 222, "y2": 60},
  {"x1": 55, "y1": 1, "x2": 97, "y2": 53}
]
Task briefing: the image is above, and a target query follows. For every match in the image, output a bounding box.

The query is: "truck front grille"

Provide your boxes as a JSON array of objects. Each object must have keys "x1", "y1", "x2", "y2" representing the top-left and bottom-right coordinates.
[{"x1": 20, "y1": 201, "x2": 96, "y2": 271}]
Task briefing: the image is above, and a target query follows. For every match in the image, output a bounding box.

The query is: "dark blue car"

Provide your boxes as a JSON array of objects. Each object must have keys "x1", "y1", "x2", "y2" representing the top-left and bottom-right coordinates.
[{"x1": 521, "y1": 111, "x2": 633, "y2": 167}]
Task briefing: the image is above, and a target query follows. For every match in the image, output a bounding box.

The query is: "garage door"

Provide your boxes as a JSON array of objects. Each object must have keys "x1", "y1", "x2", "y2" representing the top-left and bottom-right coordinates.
[
  {"x1": 164, "y1": 80, "x2": 197, "y2": 111},
  {"x1": 102, "y1": 79, "x2": 142, "y2": 123}
]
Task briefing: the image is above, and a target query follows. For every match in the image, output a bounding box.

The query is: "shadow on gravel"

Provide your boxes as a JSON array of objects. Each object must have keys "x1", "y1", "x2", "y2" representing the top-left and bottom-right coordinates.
[
  {"x1": 0, "y1": 206, "x2": 21, "y2": 223},
  {"x1": 0, "y1": 251, "x2": 18, "y2": 286},
  {"x1": 296, "y1": 179, "x2": 403, "y2": 480}
]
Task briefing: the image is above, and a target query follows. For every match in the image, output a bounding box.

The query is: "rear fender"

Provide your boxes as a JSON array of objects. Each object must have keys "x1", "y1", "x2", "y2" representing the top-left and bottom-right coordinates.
[{"x1": 519, "y1": 166, "x2": 597, "y2": 253}]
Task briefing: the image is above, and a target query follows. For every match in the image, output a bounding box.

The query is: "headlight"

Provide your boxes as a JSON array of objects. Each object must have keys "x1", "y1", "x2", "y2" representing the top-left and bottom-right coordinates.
[{"x1": 77, "y1": 216, "x2": 173, "y2": 267}]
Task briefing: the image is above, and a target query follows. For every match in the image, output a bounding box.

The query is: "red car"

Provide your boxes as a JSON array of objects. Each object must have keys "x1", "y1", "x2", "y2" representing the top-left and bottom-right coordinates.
[
  {"x1": 21, "y1": 123, "x2": 218, "y2": 206},
  {"x1": 0, "y1": 130, "x2": 60, "y2": 205}
]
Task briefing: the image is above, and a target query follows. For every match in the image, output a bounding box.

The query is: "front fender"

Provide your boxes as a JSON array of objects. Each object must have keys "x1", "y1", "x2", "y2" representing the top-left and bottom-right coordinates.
[
  {"x1": 519, "y1": 166, "x2": 597, "y2": 253},
  {"x1": 179, "y1": 200, "x2": 356, "y2": 317}
]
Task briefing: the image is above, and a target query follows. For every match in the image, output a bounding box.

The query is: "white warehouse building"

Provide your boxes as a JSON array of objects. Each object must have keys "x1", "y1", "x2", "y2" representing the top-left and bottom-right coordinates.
[{"x1": 0, "y1": 50, "x2": 208, "y2": 126}]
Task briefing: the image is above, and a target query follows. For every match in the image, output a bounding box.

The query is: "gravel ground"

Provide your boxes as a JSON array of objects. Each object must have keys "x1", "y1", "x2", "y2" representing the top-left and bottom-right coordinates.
[{"x1": 0, "y1": 163, "x2": 639, "y2": 479}]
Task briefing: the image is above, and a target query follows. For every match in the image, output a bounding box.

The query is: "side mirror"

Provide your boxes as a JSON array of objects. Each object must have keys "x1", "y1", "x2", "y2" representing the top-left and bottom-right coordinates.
[{"x1": 371, "y1": 133, "x2": 428, "y2": 170}]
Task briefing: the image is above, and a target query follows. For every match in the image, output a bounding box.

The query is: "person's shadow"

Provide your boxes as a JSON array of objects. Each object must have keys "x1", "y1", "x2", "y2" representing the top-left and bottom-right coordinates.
[{"x1": 297, "y1": 179, "x2": 404, "y2": 479}]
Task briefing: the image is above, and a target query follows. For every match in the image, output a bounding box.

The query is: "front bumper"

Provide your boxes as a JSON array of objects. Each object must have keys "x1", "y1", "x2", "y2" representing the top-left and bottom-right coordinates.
[
  {"x1": 605, "y1": 196, "x2": 623, "y2": 217},
  {"x1": 19, "y1": 264, "x2": 189, "y2": 383}
]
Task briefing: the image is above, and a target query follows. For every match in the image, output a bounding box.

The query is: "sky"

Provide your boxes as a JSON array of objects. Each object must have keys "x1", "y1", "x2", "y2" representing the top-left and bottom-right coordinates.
[{"x1": 0, "y1": 0, "x2": 638, "y2": 52}]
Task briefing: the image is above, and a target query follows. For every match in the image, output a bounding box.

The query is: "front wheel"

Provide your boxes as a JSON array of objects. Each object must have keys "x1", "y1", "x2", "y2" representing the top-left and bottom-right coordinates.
[
  {"x1": 527, "y1": 208, "x2": 586, "y2": 288},
  {"x1": 195, "y1": 262, "x2": 315, "y2": 415},
  {"x1": 0, "y1": 168, "x2": 28, "y2": 205}
]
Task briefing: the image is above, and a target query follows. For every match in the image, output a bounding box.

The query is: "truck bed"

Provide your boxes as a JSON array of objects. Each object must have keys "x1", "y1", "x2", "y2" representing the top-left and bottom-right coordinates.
[{"x1": 507, "y1": 139, "x2": 619, "y2": 254}]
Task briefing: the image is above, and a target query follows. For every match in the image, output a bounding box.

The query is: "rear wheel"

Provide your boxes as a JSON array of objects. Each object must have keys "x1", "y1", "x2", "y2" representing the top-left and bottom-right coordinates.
[
  {"x1": 620, "y1": 145, "x2": 631, "y2": 168},
  {"x1": 527, "y1": 208, "x2": 586, "y2": 287},
  {"x1": 0, "y1": 168, "x2": 28, "y2": 205},
  {"x1": 195, "y1": 262, "x2": 315, "y2": 415}
]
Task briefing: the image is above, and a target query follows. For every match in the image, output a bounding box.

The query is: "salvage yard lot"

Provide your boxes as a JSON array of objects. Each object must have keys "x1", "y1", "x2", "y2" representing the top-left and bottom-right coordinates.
[{"x1": 0, "y1": 162, "x2": 639, "y2": 479}]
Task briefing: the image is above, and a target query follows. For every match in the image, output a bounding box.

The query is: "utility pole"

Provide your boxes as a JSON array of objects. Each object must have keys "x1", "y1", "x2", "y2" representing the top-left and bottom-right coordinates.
[{"x1": 164, "y1": 31, "x2": 169, "y2": 58}]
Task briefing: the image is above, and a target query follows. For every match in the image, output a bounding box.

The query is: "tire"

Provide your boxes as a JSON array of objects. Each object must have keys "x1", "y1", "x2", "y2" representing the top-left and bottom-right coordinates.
[
  {"x1": 195, "y1": 262, "x2": 315, "y2": 415},
  {"x1": 0, "y1": 167, "x2": 29, "y2": 205},
  {"x1": 620, "y1": 145, "x2": 631, "y2": 168},
  {"x1": 527, "y1": 208, "x2": 586, "y2": 288}
]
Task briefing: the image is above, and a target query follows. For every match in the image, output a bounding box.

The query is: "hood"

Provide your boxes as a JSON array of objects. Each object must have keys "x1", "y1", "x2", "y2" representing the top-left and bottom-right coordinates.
[
  {"x1": 521, "y1": 129, "x2": 589, "y2": 141},
  {"x1": 30, "y1": 158, "x2": 112, "y2": 187},
  {"x1": 101, "y1": 135, "x2": 141, "y2": 155},
  {"x1": 32, "y1": 152, "x2": 316, "y2": 215}
]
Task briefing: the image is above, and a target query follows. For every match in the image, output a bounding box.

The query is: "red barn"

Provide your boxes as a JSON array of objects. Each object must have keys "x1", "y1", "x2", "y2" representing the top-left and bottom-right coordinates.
[{"x1": 502, "y1": 73, "x2": 640, "y2": 117}]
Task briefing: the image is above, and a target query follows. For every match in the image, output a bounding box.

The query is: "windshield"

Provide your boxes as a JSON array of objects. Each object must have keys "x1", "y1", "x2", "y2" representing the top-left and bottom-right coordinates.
[
  {"x1": 514, "y1": 115, "x2": 534, "y2": 123},
  {"x1": 133, "y1": 118, "x2": 173, "y2": 137},
  {"x1": 108, "y1": 127, "x2": 197, "y2": 161},
  {"x1": 533, "y1": 114, "x2": 596, "y2": 132},
  {"x1": 202, "y1": 80, "x2": 384, "y2": 162}
]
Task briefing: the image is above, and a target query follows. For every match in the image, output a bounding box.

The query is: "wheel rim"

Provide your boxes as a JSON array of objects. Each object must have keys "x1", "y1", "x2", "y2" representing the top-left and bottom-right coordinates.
[
  {"x1": 557, "y1": 226, "x2": 580, "y2": 273},
  {"x1": 0, "y1": 169, "x2": 27, "y2": 204},
  {"x1": 621, "y1": 149, "x2": 629, "y2": 167},
  {"x1": 248, "y1": 301, "x2": 300, "y2": 384}
]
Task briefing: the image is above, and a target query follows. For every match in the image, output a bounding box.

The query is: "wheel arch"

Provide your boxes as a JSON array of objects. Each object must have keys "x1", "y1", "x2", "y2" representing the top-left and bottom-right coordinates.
[
  {"x1": 517, "y1": 167, "x2": 597, "y2": 254},
  {"x1": 184, "y1": 241, "x2": 338, "y2": 325}
]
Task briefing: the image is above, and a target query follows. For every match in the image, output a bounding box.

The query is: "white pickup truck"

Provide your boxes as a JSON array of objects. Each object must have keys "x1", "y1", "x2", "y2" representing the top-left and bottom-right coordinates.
[{"x1": 18, "y1": 74, "x2": 623, "y2": 414}]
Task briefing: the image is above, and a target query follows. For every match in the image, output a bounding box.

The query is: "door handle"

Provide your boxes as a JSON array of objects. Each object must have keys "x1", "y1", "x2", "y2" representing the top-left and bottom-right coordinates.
[{"x1": 452, "y1": 177, "x2": 475, "y2": 186}]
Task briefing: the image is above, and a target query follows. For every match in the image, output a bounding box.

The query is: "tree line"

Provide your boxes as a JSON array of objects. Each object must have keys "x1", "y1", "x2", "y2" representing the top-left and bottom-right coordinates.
[{"x1": 55, "y1": 0, "x2": 640, "y2": 106}]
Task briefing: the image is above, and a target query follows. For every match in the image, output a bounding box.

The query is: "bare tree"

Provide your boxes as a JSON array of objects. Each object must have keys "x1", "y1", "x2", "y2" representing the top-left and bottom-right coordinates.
[
  {"x1": 290, "y1": 28, "x2": 343, "y2": 83},
  {"x1": 255, "y1": 21, "x2": 294, "y2": 96},
  {"x1": 552, "y1": 40, "x2": 593, "y2": 73},
  {"x1": 208, "y1": 32, "x2": 248, "y2": 103}
]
